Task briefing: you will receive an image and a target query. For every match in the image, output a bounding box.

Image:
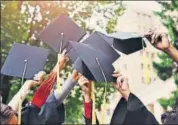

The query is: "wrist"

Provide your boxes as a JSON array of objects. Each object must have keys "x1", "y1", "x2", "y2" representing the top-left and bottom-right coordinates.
[
  {"x1": 164, "y1": 44, "x2": 175, "y2": 54},
  {"x1": 24, "y1": 82, "x2": 32, "y2": 90},
  {"x1": 84, "y1": 94, "x2": 91, "y2": 103},
  {"x1": 72, "y1": 77, "x2": 78, "y2": 82},
  {"x1": 120, "y1": 90, "x2": 130, "y2": 101},
  {"x1": 72, "y1": 75, "x2": 79, "y2": 82}
]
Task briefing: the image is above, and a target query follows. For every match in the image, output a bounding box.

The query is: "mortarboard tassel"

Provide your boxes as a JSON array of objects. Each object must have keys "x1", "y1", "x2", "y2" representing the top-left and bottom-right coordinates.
[
  {"x1": 91, "y1": 81, "x2": 96, "y2": 124},
  {"x1": 142, "y1": 53, "x2": 151, "y2": 84},
  {"x1": 56, "y1": 54, "x2": 63, "y2": 94},
  {"x1": 18, "y1": 96, "x2": 22, "y2": 124},
  {"x1": 95, "y1": 57, "x2": 108, "y2": 124},
  {"x1": 18, "y1": 59, "x2": 28, "y2": 124},
  {"x1": 56, "y1": 33, "x2": 64, "y2": 93},
  {"x1": 142, "y1": 39, "x2": 151, "y2": 84},
  {"x1": 100, "y1": 90, "x2": 107, "y2": 124}
]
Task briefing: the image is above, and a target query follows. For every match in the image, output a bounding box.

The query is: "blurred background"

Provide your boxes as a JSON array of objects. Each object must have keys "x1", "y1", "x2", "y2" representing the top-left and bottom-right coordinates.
[{"x1": 1, "y1": 0, "x2": 178, "y2": 124}]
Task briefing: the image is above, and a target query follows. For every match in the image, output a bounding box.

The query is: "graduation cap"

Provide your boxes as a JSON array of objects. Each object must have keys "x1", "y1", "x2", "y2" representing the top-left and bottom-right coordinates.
[
  {"x1": 1, "y1": 43, "x2": 49, "y2": 79},
  {"x1": 73, "y1": 57, "x2": 94, "y2": 80},
  {"x1": 66, "y1": 43, "x2": 79, "y2": 64},
  {"x1": 39, "y1": 13, "x2": 86, "y2": 53},
  {"x1": 106, "y1": 31, "x2": 147, "y2": 54},
  {"x1": 70, "y1": 41, "x2": 115, "y2": 83},
  {"x1": 83, "y1": 31, "x2": 120, "y2": 62}
]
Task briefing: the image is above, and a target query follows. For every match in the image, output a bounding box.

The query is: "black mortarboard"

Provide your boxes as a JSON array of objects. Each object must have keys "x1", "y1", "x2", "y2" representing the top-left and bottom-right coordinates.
[
  {"x1": 70, "y1": 41, "x2": 115, "y2": 83},
  {"x1": 1, "y1": 43, "x2": 49, "y2": 79},
  {"x1": 39, "y1": 13, "x2": 86, "y2": 53},
  {"x1": 107, "y1": 31, "x2": 147, "y2": 54},
  {"x1": 83, "y1": 31, "x2": 120, "y2": 62},
  {"x1": 73, "y1": 57, "x2": 94, "y2": 80},
  {"x1": 66, "y1": 42, "x2": 79, "y2": 64}
]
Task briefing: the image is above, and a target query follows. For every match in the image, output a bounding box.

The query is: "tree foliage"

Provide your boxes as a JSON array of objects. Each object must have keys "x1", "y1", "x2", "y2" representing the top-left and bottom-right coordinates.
[
  {"x1": 153, "y1": 0, "x2": 178, "y2": 110},
  {"x1": 1, "y1": 1, "x2": 125, "y2": 123}
]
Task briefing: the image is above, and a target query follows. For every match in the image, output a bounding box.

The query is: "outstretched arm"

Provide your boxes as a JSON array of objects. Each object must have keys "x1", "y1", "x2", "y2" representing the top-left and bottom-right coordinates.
[
  {"x1": 78, "y1": 75, "x2": 99, "y2": 125},
  {"x1": 164, "y1": 44, "x2": 178, "y2": 63},
  {"x1": 31, "y1": 50, "x2": 68, "y2": 108},
  {"x1": 8, "y1": 80, "x2": 39, "y2": 112},
  {"x1": 48, "y1": 70, "x2": 79, "y2": 106},
  {"x1": 78, "y1": 75, "x2": 92, "y2": 119}
]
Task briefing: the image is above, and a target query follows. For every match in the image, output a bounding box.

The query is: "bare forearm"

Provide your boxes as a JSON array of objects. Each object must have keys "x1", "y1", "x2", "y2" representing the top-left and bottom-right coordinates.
[
  {"x1": 8, "y1": 85, "x2": 30, "y2": 112},
  {"x1": 165, "y1": 44, "x2": 178, "y2": 63},
  {"x1": 119, "y1": 91, "x2": 131, "y2": 101}
]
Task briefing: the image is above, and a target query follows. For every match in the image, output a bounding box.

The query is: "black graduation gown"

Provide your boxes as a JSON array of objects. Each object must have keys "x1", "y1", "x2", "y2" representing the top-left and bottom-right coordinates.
[
  {"x1": 110, "y1": 93, "x2": 159, "y2": 124},
  {"x1": 21, "y1": 91, "x2": 65, "y2": 125},
  {"x1": 85, "y1": 93, "x2": 159, "y2": 125},
  {"x1": 84, "y1": 115, "x2": 99, "y2": 125}
]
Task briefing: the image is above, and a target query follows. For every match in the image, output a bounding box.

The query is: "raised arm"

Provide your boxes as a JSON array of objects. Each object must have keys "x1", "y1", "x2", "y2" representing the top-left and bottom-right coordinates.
[
  {"x1": 112, "y1": 71, "x2": 159, "y2": 124},
  {"x1": 8, "y1": 80, "x2": 39, "y2": 112},
  {"x1": 78, "y1": 75, "x2": 92, "y2": 119},
  {"x1": 50, "y1": 70, "x2": 79, "y2": 106},
  {"x1": 77, "y1": 75, "x2": 100, "y2": 125},
  {"x1": 31, "y1": 50, "x2": 68, "y2": 108}
]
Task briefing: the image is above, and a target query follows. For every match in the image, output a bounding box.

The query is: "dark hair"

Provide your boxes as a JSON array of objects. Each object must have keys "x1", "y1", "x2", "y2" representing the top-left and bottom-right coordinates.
[
  {"x1": 0, "y1": 103, "x2": 16, "y2": 124},
  {"x1": 161, "y1": 106, "x2": 178, "y2": 124}
]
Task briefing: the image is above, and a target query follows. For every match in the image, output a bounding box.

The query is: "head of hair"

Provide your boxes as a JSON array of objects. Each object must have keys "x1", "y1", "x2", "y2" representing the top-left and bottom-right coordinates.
[
  {"x1": 161, "y1": 106, "x2": 178, "y2": 124},
  {"x1": 0, "y1": 102, "x2": 17, "y2": 124}
]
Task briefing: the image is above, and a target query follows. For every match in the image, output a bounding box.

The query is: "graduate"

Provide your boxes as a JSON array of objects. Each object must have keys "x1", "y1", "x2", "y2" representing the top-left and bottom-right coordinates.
[
  {"x1": 1, "y1": 42, "x2": 49, "y2": 125},
  {"x1": 20, "y1": 50, "x2": 67, "y2": 125},
  {"x1": 77, "y1": 71, "x2": 159, "y2": 125},
  {"x1": 21, "y1": 69, "x2": 79, "y2": 125},
  {"x1": 77, "y1": 74, "x2": 99, "y2": 125},
  {"x1": 111, "y1": 71, "x2": 159, "y2": 124},
  {"x1": 21, "y1": 49, "x2": 83, "y2": 125},
  {"x1": 0, "y1": 79, "x2": 38, "y2": 125}
]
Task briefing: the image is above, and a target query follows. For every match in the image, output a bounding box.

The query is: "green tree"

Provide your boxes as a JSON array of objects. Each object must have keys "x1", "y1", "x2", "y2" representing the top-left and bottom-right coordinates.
[
  {"x1": 1, "y1": 1, "x2": 125, "y2": 123},
  {"x1": 153, "y1": 0, "x2": 178, "y2": 110}
]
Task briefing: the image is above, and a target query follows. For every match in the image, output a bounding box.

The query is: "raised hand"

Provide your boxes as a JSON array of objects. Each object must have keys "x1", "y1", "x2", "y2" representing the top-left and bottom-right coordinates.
[
  {"x1": 71, "y1": 70, "x2": 80, "y2": 82},
  {"x1": 112, "y1": 71, "x2": 130, "y2": 101},
  {"x1": 148, "y1": 30, "x2": 178, "y2": 63},
  {"x1": 149, "y1": 30, "x2": 171, "y2": 52},
  {"x1": 53, "y1": 49, "x2": 69, "y2": 72},
  {"x1": 58, "y1": 49, "x2": 69, "y2": 70},
  {"x1": 78, "y1": 75, "x2": 91, "y2": 103},
  {"x1": 24, "y1": 80, "x2": 39, "y2": 90},
  {"x1": 33, "y1": 71, "x2": 46, "y2": 82}
]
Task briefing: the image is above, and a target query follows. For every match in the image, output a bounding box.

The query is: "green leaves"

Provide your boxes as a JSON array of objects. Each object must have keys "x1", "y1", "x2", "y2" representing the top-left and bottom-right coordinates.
[
  {"x1": 174, "y1": 73, "x2": 178, "y2": 86},
  {"x1": 159, "y1": 89, "x2": 178, "y2": 109},
  {"x1": 153, "y1": 53, "x2": 173, "y2": 80},
  {"x1": 106, "y1": 18, "x2": 117, "y2": 33}
]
